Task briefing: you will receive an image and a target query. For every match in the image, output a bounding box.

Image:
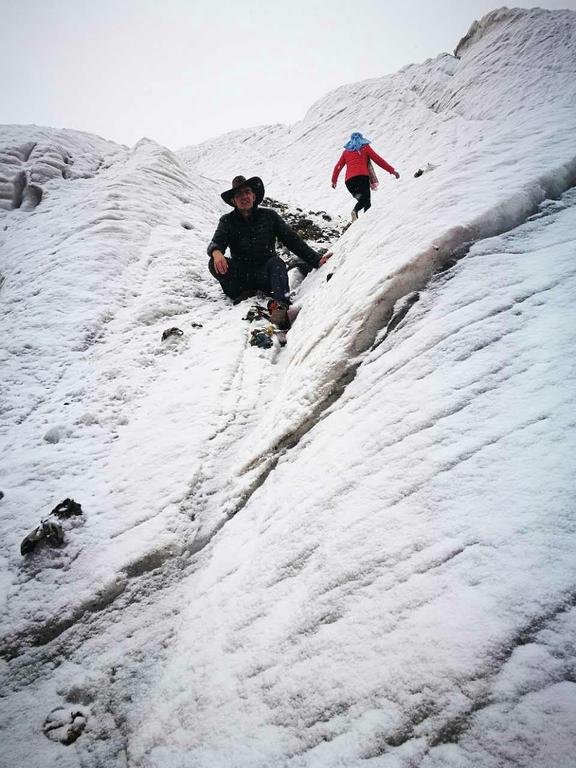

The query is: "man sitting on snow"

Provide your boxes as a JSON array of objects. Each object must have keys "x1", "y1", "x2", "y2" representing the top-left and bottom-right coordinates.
[{"x1": 207, "y1": 175, "x2": 331, "y2": 329}]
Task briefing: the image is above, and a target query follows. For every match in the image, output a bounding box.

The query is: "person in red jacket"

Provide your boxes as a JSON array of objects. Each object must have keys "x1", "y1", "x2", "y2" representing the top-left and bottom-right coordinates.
[{"x1": 332, "y1": 132, "x2": 399, "y2": 221}]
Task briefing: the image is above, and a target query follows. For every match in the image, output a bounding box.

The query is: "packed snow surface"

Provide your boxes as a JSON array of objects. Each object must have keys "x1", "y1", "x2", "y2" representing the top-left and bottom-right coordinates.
[{"x1": 1, "y1": 7, "x2": 575, "y2": 768}]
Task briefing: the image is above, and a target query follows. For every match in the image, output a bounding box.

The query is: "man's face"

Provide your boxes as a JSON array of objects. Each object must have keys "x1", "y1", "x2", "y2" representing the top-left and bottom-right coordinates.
[{"x1": 233, "y1": 186, "x2": 256, "y2": 212}]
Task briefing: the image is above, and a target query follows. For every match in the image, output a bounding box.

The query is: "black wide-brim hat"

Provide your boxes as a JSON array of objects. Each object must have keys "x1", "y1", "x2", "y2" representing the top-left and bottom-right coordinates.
[{"x1": 221, "y1": 175, "x2": 265, "y2": 206}]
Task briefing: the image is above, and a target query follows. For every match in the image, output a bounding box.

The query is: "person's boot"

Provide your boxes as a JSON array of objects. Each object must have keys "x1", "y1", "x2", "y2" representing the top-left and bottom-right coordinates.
[
  {"x1": 267, "y1": 300, "x2": 290, "y2": 331},
  {"x1": 351, "y1": 209, "x2": 358, "y2": 222}
]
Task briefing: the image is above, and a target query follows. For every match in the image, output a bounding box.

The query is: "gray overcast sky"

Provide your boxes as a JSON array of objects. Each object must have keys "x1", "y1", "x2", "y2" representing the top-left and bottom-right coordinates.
[{"x1": 1, "y1": 0, "x2": 575, "y2": 150}]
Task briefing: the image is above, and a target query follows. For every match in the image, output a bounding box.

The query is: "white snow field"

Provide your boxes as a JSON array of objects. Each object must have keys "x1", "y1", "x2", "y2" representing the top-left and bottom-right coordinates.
[{"x1": 1, "y1": 7, "x2": 575, "y2": 767}]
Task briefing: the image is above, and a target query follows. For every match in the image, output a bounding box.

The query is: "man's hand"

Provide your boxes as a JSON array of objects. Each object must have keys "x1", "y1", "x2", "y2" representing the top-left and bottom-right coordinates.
[
  {"x1": 331, "y1": 182, "x2": 336, "y2": 189},
  {"x1": 394, "y1": 171, "x2": 400, "y2": 179},
  {"x1": 212, "y1": 250, "x2": 228, "y2": 274},
  {"x1": 319, "y1": 252, "x2": 333, "y2": 267}
]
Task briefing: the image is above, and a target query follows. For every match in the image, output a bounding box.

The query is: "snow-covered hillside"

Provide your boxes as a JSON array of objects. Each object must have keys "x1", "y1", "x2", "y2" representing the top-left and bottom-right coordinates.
[
  {"x1": 180, "y1": 6, "x2": 575, "y2": 212},
  {"x1": 1, "y1": 7, "x2": 575, "y2": 768}
]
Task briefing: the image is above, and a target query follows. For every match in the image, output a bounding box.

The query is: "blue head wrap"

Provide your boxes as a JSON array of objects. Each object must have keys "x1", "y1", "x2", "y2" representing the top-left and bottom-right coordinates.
[{"x1": 344, "y1": 132, "x2": 370, "y2": 151}]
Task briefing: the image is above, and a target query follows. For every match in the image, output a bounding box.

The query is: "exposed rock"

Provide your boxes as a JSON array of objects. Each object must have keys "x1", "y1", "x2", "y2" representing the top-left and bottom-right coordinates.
[
  {"x1": 263, "y1": 197, "x2": 341, "y2": 238},
  {"x1": 42, "y1": 707, "x2": 88, "y2": 745}
]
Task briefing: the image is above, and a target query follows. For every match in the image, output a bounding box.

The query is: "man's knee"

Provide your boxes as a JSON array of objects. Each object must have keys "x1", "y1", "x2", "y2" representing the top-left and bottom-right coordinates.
[
  {"x1": 267, "y1": 255, "x2": 288, "y2": 273},
  {"x1": 209, "y1": 257, "x2": 235, "y2": 281},
  {"x1": 208, "y1": 258, "x2": 239, "y2": 297}
]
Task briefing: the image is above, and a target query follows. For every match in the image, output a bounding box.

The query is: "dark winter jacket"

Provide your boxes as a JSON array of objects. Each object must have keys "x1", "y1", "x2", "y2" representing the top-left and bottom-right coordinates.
[{"x1": 207, "y1": 206, "x2": 321, "y2": 269}]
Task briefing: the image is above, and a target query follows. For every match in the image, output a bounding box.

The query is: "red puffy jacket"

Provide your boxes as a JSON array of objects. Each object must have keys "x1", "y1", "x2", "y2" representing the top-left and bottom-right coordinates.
[{"x1": 332, "y1": 145, "x2": 396, "y2": 185}]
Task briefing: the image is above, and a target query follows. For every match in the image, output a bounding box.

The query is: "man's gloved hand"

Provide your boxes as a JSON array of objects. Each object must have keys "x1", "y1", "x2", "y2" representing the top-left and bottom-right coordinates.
[
  {"x1": 319, "y1": 252, "x2": 333, "y2": 267},
  {"x1": 212, "y1": 250, "x2": 228, "y2": 274},
  {"x1": 331, "y1": 182, "x2": 336, "y2": 189},
  {"x1": 394, "y1": 171, "x2": 400, "y2": 179}
]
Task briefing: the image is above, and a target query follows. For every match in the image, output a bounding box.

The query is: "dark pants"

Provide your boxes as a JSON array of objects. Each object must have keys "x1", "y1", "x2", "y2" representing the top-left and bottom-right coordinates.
[
  {"x1": 208, "y1": 255, "x2": 290, "y2": 303},
  {"x1": 346, "y1": 174, "x2": 371, "y2": 213}
]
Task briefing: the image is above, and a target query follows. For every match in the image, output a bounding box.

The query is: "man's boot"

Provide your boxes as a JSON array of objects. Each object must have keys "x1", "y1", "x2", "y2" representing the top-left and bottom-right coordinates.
[{"x1": 267, "y1": 300, "x2": 290, "y2": 331}]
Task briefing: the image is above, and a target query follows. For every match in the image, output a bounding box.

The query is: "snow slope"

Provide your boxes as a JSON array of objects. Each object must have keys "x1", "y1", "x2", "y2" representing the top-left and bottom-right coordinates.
[{"x1": 1, "y1": 7, "x2": 576, "y2": 768}]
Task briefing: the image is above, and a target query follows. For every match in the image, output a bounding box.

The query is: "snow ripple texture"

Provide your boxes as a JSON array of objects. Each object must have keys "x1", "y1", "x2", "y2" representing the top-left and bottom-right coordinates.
[{"x1": 1, "y1": 7, "x2": 575, "y2": 768}]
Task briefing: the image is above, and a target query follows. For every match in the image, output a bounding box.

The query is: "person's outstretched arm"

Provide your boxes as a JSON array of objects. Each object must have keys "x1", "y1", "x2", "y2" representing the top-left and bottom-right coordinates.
[
  {"x1": 367, "y1": 146, "x2": 399, "y2": 178},
  {"x1": 273, "y1": 212, "x2": 324, "y2": 268},
  {"x1": 331, "y1": 152, "x2": 346, "y2": 187}
]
